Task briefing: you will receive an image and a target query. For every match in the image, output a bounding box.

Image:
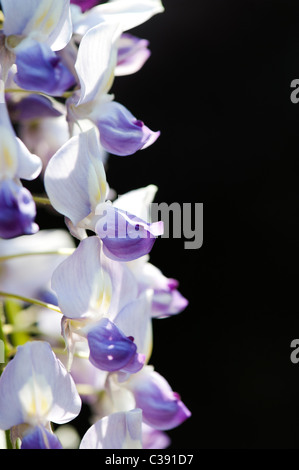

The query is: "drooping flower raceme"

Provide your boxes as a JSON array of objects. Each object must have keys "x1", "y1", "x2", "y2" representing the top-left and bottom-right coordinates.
[{"x1": 0, "y1": 0, "x2": 192, "y2": 450}]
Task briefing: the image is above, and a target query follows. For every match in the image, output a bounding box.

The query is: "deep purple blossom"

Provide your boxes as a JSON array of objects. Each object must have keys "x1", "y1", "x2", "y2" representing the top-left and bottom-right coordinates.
[{"x1": 0, "y1": 180, "x2": 38, "y2": 239}]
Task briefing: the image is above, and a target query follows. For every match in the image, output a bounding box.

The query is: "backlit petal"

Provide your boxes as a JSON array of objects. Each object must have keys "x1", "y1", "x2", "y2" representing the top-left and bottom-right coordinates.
[
  {"x1": 44, "y1": 128, "x2": 107, "y2": 226},
  {"x1": 79, "y1": 409, "x2": 142, "y2": 449}
]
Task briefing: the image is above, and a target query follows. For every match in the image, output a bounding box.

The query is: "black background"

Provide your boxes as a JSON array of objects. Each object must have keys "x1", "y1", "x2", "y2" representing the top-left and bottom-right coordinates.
[{"x1": 36, "y1": 0, "x2": 299, "y2": 449}]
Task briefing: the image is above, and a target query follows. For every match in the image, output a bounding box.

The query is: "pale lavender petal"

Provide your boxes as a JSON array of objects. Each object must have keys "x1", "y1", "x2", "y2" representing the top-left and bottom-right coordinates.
[
  {"x1": 2, "y1": 0, "x2": 72, "y2": 51},
  {"x1": 87, "y1": 318, "x2": 144, "y2": 373},
  {"x1": 142, "y1": 423, "x2": 171, "y2": 449},
  {"x1": 52, "y1": 236, "x2": 111, "y2": 320},
  {"x1": 94, "y1": 100, "x2": 160, "y2": 156},
  {"x1": 44, "y1": 128, "x2": 107, "y2": 226},
  {"x1": 74, "y1": 22, "x2": 120, "y2": 106},
  {"x1": 112, "y1": 184, "x2": 158, "y2": 223},
  {"x1": 79, "y1": 409, "x2": 142, "y2": 449},
  {"x1": 127, "y1": 367, "x2": 191, "y2": 430},
  {"x1": 116, "y1": 33, "x2": 151, "y2": 76},
  {"x1": 0, "y1": 341, "x2": 81, "y2": 429},
  {"x1": 51, "y1": 236, "x2": 138, "y2": 321},
  {"x1": 151, "y1": 288, "x2": 189, "y2": 318},
  {"x1": 114, "y1": 291, "x2": 152, "y2": 356},
  {"x1": 0, "y1": 102, "x2": 42, "y2": 181},
  {"x1": 21, "y1": 426, "x2": 63, "y2": 449},
  {"x1": 73, "y1": 0, "x2": 164, "y2": 36}
]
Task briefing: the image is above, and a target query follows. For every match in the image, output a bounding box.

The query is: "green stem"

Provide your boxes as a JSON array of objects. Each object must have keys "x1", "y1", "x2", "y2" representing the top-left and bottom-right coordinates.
[
  {"x1": 0, "y1": 248, "x2": 75, "y2": 262},
  {"x1": 0, "y1": 292, "x2": 62, "y2": 314},
  {"x1": 5, "y1": 89, "x2": 73, "y2": 99},
  {"x1": 0, "y1": 302, "x2": 9, "y2": 368},
  {"x1": 5, "y1": 430, "x2": 13, "y2": 450},
  {"x1": 32, "y1": 196, "x2": 52, "y2": 206}
]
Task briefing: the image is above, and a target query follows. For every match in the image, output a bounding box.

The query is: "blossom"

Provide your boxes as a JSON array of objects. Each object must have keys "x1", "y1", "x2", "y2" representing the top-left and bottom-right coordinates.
[
  {"x1": 0, "y1": 90, "x2": 42, "y2": 239},
  {"x1": 67, "y1": 20, "x2": 160, "y2": 155},
  {"x1": 113, "y1": 184, "x2": 189, "y2": 317},
  {"x1": 51, "y1": 235, "x2": 149, "y2": 373},
  {"x1": 104, "y1": 366, "x2": 191, "y2": 431},
  {"x1": 1, "y1": 0, "x2": 74, "y2": 95},
  {"x1": 0, "y1": 341, "x2": 81, "y2": 448},
  {"x1": 44, "y1": 127, "x2": 163, "y2": 261},
  {"x1": 67, "y1": 355, "x2": 172, "y2": 448}
]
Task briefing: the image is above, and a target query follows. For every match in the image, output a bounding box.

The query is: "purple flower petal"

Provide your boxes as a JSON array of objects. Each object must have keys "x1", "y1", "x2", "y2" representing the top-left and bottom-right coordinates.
[
  {"x1": 71, "y1": 0, "x2": 101, "y2": 12},
  {"x1": 14, "y1": 42, "x2": 76, "y2": 96},
  {"x1": 21, "y1": 426, "x2": 63, "y2": 449},
  {"x1": 151, "y1": 288, "x2": 189, "y2": 318},
  {"x1": 95, "y1": 205, "x2": 163, "y2": 261},
  {"x1": 128, "y1": 367, "x2": 191, "y2": 430},
  {"x1": 116, "y1": 33, "x2": 151, "y2": 76},
  {"x1": 0, "y1": 180, "x2": 38, "y2": 239},
  {"x1": 87, "y1": 318, "x2": 145, "y2": 373},
  {"x1": 9, "y1": 94, "x2": 63, "y2": 122},
  {"x1": 94, "y1": 100, "x2": 160, "y2": 156},
  {"x1": 142, "y1": 423, "x2": 171, "y2": 449}
]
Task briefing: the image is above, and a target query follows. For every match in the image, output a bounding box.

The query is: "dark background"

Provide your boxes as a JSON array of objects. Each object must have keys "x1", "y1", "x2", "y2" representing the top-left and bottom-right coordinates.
[
  {"x1": 35, "y1": 0, "x2": 299, "y2": 449},
  {"x1": 106, "y1": 0, "x2": 299, "y2": 449}
]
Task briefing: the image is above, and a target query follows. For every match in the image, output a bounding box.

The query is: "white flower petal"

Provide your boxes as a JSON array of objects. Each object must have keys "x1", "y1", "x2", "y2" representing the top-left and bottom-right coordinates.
[
  {"x1": 3, "y1": 0, "x2": 72, "y2": 51},
  {"x1": 51, "y1": 236, "x2": 138, "y2": 321},
  {"x1": 114, "y1": 290, "x2": 153, "y2": 359},
  {"x1": 74, "y1": 22, "x2": 120, "y2": 106},
  {"x1": 79, "y1": 409, "x2": 142, "y2": 449},
  {"x1": 44, "y1": 128, "x2": 107, "y2": 226},
  {"x1": 74, "y1": 0, "x2": 164, "y2": 36},
  {"x1": 113, "y1": 184, "x2": 158, "y2": 223},
  {"x1": 0, "y1": 341, "x2": 81, "y2": 429}
]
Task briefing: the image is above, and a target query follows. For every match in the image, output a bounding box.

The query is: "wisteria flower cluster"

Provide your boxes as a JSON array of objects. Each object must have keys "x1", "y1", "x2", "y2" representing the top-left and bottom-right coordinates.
[{"x1": 0, "y1": 0, "x2": 191, "y2": 449}]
